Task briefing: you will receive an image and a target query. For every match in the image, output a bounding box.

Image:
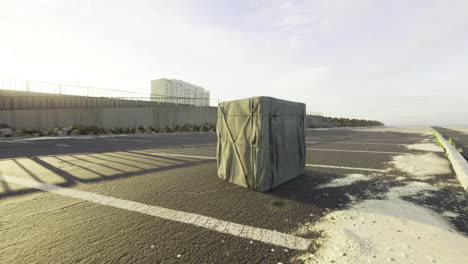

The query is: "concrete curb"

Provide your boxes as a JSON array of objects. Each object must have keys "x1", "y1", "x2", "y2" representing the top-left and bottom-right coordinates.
[{"x1": 433, "y1": 129, "x2": 468, "y2": 192}]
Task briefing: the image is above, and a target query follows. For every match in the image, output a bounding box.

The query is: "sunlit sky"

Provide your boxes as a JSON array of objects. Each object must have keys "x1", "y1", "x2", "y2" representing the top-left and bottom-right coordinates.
[{"x1": 1, "y1": 0, "x2": 467, "y2": 125}]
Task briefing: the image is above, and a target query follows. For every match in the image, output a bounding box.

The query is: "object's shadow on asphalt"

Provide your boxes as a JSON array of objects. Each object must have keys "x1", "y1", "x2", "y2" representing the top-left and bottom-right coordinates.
[
  {"x1": 261, "y1": 170, "x2": 397, "y2": 252},
  {"x1": 0, "y1": 134, "x2": 218, "y2": 160},
  {"x1": 0, "y1": 151, "x2": 216, "y2": 199},
  {"x1": 271, "y1": 128, "x2": 431, "y2": 210},
  {"x1": 268, "y1": 170, "x2": 391, "y2": 211}
]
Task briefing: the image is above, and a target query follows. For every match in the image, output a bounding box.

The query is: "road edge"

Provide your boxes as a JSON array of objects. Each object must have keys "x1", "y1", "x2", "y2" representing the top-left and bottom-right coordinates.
[{"x1": 433, "y1": 129, "x2": 468, "y2": 192}]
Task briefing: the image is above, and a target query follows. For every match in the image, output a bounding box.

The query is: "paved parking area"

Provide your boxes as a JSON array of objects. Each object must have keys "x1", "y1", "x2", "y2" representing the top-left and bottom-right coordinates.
[{"x1": 1, "y1": 127, "x2": 467, "y2": 263}]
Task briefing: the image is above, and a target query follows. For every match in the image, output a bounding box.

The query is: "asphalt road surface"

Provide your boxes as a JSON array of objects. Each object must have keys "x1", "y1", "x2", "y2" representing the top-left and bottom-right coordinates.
[
  {"x1": 434, "y1": 127, "x2": 468, "y2": 161},
  {"x1": 1, "y1": 127, "x2": 467, "y2": 263}
]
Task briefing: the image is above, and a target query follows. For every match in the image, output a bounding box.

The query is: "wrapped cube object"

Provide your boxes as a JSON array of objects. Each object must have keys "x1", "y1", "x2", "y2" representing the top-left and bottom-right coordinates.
[{"x1": 217, "y1": 96, "x2": 306, "y2": 192}]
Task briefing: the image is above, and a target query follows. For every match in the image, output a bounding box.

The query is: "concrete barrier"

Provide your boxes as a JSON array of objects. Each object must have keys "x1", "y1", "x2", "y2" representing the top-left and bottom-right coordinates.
[
  {"x1": 0, "y1": 89, "x2": 193, "y2": 110},
  {"x1": 0, "y1": 105, "x2": 217, "y2": 130},
  {"x1": 433, "y1": 129, "x2": 468, "y2": 192}
]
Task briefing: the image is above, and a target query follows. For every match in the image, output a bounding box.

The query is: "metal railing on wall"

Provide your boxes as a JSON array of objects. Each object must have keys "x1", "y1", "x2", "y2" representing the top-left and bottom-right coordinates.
[
  {"x1": 0, "y1": 79, "x2": 322, "y2": 113},
  {"x1": 306, "y1": 112, "x2": 323, "y2": 117},
  {"x1": 0, "y1": 78, "x2": 149, "y2": 98},
  {"x1": 0, "y1": 78, "x2": 220, "y2": 109}
]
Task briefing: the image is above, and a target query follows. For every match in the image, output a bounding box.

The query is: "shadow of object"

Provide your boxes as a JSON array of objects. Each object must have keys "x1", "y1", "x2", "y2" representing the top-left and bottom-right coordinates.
[
  {"x1": 269, "y1": 170, "x2": 394, "y2": 211},
  {"x1": 0, "y1": 154, "x2": 215, "y2": 199}
]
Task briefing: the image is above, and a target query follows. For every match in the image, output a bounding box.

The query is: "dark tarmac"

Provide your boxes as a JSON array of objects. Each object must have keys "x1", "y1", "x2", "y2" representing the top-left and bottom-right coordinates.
[
  {"x1": 434, "y1": 127, "x2": 468, "y2": 161},
  {"x1": 1, "y1": 128, "x2": 467, "y2": 263}
]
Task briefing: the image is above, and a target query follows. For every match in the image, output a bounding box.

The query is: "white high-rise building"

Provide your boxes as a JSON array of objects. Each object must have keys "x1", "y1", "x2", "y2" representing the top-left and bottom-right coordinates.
[{"x1": 151, "y1": 79, "x2": 210, "y2": 106}]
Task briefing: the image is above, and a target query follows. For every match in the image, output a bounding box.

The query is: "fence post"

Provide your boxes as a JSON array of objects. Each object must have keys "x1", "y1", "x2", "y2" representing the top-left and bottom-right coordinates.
[{"x1": 26, "y1": 80, "x2": 30, "y2": 92}]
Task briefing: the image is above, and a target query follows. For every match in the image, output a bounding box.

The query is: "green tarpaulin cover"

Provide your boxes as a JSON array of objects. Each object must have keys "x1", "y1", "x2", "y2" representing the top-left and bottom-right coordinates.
[{"x1": 217, "y1": 96, "x2": 306, "y2": 192}]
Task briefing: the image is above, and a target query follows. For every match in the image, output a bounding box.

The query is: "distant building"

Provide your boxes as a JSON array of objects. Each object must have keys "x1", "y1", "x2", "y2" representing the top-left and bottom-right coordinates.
[{"x1": 151, "y1": 78, "x2": 210, "y2": 106}]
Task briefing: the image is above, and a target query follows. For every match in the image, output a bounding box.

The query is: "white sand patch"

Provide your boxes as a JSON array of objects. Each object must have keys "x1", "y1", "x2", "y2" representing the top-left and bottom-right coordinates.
[
  {"x1": 390, "y1": 153, "x2": 451, "y2": 178},
  {"x1": 442, "y1": 211, "x2": 460, "y2": 218},
  {"x1": 406, "y1": 143, "x2": 444, "y2": 152},
  {"x1": 385, "y1": 181, "x2": 437, "y2": 200},
  {"x1": 293, "y1": 182, "x2": 468, "y2": 264},
  {"x1": 317, "y1": 174, "x2": 370, "y2": 188},
  {"x1": 296, "y1": 200, "x2": 468, "y2": 264},
  {"x1": 345, "y1": 194, "x2": 357, "y2": 203}
]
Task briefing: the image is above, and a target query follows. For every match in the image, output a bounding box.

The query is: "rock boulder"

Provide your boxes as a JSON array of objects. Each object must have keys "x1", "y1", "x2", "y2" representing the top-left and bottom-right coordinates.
[
  {"x1": 70, "y1": 129, "x2": 81, "y2": 136},
  {"x1": 39, "y1": 129, "x2": 49, "y2": 136},
  {"x1": 13, "y1": 130, "x2": 25, "y2": 137},
  {"x1": 62, "y1": 125, "x2": 74, "y2": 133},
  {"x1": 0, "y1": 128, "x2": 13, "y2": 136}
]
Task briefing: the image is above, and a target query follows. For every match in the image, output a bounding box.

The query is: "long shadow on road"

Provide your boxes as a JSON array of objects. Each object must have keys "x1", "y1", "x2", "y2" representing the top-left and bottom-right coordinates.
[
  {"x1": 0, "y1": 152, "x2": 216, "y2": 199},
  {"x1": 270, "y1": 170, "x2": 394, "y2": 211},
  {"x1": 0, "y1": 134, "x2": 217, "y2": 159}
]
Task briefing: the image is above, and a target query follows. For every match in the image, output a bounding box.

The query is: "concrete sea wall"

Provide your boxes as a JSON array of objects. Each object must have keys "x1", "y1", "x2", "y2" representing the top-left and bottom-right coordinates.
[
  {"x1": 0, "y1": 90, "x2": 382, "y2": 130},
  {"x1": 0, "y1": 89, "x2": 217, "y2": 130},
  {"x1": 0, "y1": 106, "x2": 217, "y2": 130}
]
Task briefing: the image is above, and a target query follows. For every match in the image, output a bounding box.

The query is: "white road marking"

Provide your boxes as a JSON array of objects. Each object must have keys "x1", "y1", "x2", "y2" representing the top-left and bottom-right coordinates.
[
  {"x1": 150, "y1": 153, "x2": 216, "y2": 160},
  {"x1": 148, "y1": 153, "x2": 386, "y2": 173},
  {"x1": 0, "y1": 140, "x2": 31, "y2": 144},
  {"x1": 163, "y1": 136, "x2": 203, "y2": 138},
  {"x1": 307, "y1": 148, "x2": 407, "y2": 155},
  {"x1": 307, "y1": 141, "x2": 404, "y2": 146},
  {"x1": 106, "y1": 139, "x2": 152, "y2": 142},
  {"x1": 306, "y1": 164, "x2": 386, "y2": 172},
  {"x1": 346, "y1": 138, "x2": 422, "y2": 141},
  {"x1": 0, "y1": 174, "x2": 311, "y2": 251},
  {"x1": 56, "y1": 144, "x2": 70, "y2": 147},
  {"x1": 5, "y1": 136, "x2": 94, "y2": 141}
]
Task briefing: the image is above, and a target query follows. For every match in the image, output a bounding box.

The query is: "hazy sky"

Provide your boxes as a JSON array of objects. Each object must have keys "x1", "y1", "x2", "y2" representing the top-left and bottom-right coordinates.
[{"x1": 1, "y1": 0, "x2": 467, "y2": 125}]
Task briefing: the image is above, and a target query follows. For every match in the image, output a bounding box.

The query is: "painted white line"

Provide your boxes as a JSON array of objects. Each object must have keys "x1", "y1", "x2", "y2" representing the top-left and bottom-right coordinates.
[
  {"x1": 56, "y1": 144, "x2": 70, "y2": 147},
  {"x1": 307, "y1": 148, "x2": 407, "y2": 155},
  {"x1": 148, "y1": 153, "x2": 386, "y2": 173},
  {"x1": 163, "y1": 136, "x2": 204, "y2": 138},
  {"x1": 106, "y1": 139, "x2": 152, "y2": 142},
  {"x1": 306, "y1": 164, "x2": 386, "y2": 172},
  {"x1": 0, "y1": 140, "x2": 31, "y2": 144},
  {"x1": 147, "y1": 151, "x2": 391, "y2": 174},
  {"x1": 6, "y1": 136, "x2": 95, "y2": 141},
  {"x1": 307, "y1": 141, "x2": 404, "y2": 146},
  {"x1": 148, "y1": 153, "x2": 387, "y2": 173},
  {"x1": 150, "y1": 153, "x2": 216, "y2": 160},
  {"x1": 0, "y1": 174, "x2": 311, "y2": 250},
  {"x1": 346, "y1": 138, "x2": 422, "y2": 141}
]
